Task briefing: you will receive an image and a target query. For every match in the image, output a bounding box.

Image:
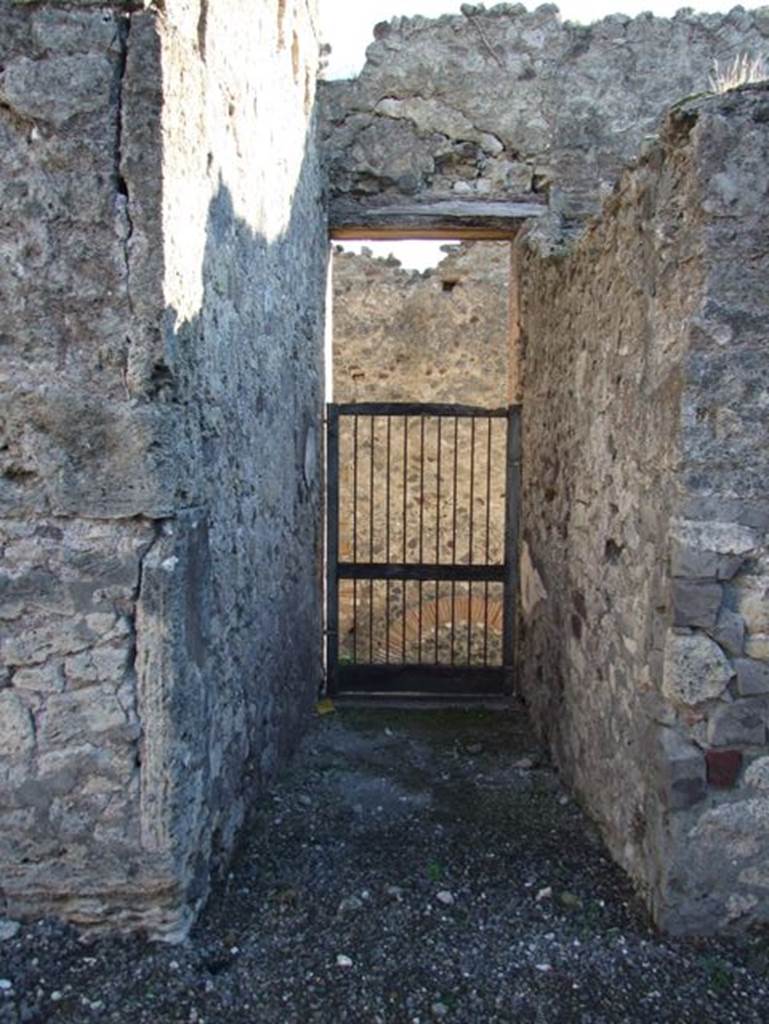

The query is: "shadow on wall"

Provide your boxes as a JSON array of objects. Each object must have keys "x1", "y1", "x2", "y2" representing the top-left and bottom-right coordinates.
[{"x1": 132, "y1": 136, "x2": 328, "y2": 935}]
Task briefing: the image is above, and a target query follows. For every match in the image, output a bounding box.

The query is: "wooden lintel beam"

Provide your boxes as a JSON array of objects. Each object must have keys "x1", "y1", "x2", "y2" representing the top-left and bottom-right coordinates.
[
  {"x1": 331, "y1": 226, "x2": 520, "y2": 240},
  {"x1": 329, "y1": 196, "x2": 545, "y2": 241}
]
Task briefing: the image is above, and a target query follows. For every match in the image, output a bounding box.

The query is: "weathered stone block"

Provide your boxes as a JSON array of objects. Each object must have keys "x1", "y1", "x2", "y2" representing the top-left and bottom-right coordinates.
[
  {"x1": 658, "y1": 728, "x2": 707, "y2": 810},
  {"x1": 708, "y1": 701, "x2": 767, "y2": 748},
  {"x1": 12, "y1": 662, "x2": 65, "y2": 693},
  {"x1": 707, "y1": 607, "x2": 745, "y2": 658},
  {"x1": 746, "y1": 635, "x2": 769, "y2": 661},
  {"x1": 662, "y1": 631, "x2": 733, "y2": 707},
  {"x1": 689, "y1": 799, "x2": 769, "y2": 867},
  {"x1": 64, "y1": 645, "x2": 130, "y2": 690},
  {"x1": 672, "y1": 580, "x2": 722, "y2": 629},
  {"x1": 31, "y1": 9, "x2": 121, "y2": 55},
  {"x1": 705, "y1": 749, "x2": 742, "y2": 788},
  {"x1": 0, "y1": 55, "x2": 114, "y2": 128},
  {"x1": 670, "y1": 520, "x2": 757, "y2": 580},
  {"x1": 0, "y1": 390, "x2": 180, "y2": 519},
  {"x1": 670, "y1": 546, "x2": 719, "y2": 579},
  {"x1": 745, "y1": 757, "x2": 769, "y2": 791},
  {"x1": 735, "y1": 574, "x2": 769, "y2": 635},
  {"x1": 0, "y1": 691, "x2": 35, "y2": 759},
  {"x1": 735, "y1": 658, "x2": 769, "y2": 697},
  {"x1": 40, "y1": 689, "x2": 130, "y2": 750}
]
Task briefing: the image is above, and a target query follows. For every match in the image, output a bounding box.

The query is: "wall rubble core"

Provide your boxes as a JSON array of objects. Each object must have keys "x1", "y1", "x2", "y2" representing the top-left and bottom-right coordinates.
[{"x1": 0, "y1": 0, "x2": 326, "y2": 937}]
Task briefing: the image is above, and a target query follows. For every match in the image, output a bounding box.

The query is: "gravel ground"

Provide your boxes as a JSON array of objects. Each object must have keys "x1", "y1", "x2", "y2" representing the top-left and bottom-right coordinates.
[{"x1": 1, "y1": 705, "x2": 768, "y2": 1024}]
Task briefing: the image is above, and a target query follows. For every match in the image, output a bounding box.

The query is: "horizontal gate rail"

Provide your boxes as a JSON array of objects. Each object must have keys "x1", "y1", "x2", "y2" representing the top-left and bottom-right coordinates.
[
  {"x1": 334, "y1": 665, "x2": 506, "y2": 697},
  {"x1": 337, "y1": 562, "x2": 505, "y2": 583},
  {"x1": 333, "y1": 402, "x2": 509, "y2": 418}
]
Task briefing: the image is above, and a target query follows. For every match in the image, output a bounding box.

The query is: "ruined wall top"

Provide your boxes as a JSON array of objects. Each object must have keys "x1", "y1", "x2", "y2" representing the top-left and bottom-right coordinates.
[{"x1": 321, "y1": 3, "x2": 769, "y2": 229}]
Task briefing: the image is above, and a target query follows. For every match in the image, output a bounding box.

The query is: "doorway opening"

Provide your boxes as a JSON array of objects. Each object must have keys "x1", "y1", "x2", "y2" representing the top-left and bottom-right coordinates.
[{"x1": 325, "y1": 232, "x2": 521, "y2": 699}]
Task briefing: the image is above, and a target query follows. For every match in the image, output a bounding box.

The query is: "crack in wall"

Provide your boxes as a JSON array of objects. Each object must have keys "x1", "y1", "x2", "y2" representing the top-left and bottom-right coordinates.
[
  {"x1": 372, "y1": 93, "x2": 508, "y2": 150},
  {"x1": 461, "y1": 7, "x2": 504, "y2": 69},
  {"x1": 113, "y1": 12, "x2": 135, "y2": 333}
]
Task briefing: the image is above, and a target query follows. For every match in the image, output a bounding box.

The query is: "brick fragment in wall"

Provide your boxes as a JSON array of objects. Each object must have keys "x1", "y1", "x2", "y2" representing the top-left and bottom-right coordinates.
[
  {"x1": 706, "y1": 749, "x2": 743, "y2": 789},
  {"x1": 671, "y1": 580, "x2": 722, "y2": 629},
  {"x1": 735, "y1": 659, "x2": 769, "y2": 698},
  {"x1": 707, "y1": 701, "x2": 767, "y2": 748}
]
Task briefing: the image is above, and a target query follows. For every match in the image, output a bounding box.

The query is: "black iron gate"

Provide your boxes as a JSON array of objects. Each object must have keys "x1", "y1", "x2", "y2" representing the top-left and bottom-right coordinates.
[{"x1": 326, "y1": 403, "x2": 520, "y2": 698}]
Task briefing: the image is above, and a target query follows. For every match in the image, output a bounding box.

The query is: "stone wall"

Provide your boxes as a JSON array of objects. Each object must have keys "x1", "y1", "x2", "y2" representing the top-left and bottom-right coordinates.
[
  {"x1": 333, "y1": 241, "x2": 515, "y2": 403},
  {"x1": 321, "y1": 4, "x2": 769, "y2": 227},
  {"x1": 517, "y1": 85, "x2": 769, "y2": 934},
  {"x1": 0, "y1": 0, "x2": 326, "y2": 937}
]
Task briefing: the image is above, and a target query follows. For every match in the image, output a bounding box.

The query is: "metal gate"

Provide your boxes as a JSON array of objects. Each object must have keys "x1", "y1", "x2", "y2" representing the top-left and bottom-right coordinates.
[{"x1": 326, "y1": 402, "x2": 520, "y2": 698}]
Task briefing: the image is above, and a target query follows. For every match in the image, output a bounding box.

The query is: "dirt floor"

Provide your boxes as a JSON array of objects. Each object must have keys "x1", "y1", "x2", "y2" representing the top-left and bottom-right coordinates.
[{"x1": 1, "y1": 705, "x2": 768, "y2": 1023}]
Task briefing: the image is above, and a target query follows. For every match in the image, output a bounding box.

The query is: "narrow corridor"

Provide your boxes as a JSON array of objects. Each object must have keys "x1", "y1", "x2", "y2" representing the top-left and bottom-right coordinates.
[{"x1": 2, "y1": 707, "x2": 767, "y2": 1023}]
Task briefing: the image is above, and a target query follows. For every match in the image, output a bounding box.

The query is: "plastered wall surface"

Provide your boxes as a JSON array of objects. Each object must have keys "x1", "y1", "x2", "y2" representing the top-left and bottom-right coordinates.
[
  {"x1": 518, "y1": 86, "x2": 769, "y2": 934},
  {"x1": 0, "y1": 0, "x2": 326, "y2": 937},
  {"x1": 322, "y1": 4, "x2": 769, "y2": 227}
]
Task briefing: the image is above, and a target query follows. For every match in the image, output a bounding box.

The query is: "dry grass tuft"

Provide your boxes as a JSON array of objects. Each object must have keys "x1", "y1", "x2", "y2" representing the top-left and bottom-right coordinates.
[{"x1": 709, "y1": 53, "x2": 768, "y2": 94}]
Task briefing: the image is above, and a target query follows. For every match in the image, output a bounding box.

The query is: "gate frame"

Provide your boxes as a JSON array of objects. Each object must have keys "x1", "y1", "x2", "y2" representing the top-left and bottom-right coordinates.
[{"x1": 325, "y1": 402, "x2": 521, "y2": 699}]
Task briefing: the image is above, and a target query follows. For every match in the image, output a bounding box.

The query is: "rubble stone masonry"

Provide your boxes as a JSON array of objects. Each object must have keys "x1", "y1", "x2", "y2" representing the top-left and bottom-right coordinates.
[
  {"x1": 0, "y1": 0, "x2": 326, "y2": 936},
  {"x1": 322, "y1": 4, "x2": 769, "y2": 228},
  {"x1": 518, "y1": 85, "x2": 769, "y2": 933}
]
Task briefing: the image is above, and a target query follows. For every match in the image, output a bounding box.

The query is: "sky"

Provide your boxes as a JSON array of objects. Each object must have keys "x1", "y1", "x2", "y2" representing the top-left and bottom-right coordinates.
[{"x1": 320, "y1": 0, "x2": 766, "y2": 267}]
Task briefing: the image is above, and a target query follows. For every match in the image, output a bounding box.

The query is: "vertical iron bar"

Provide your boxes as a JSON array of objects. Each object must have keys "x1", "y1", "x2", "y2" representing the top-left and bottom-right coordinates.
[
  {"x1": 402, "y1": 416, "x2": 408, "y2": 663},
  {"x1": 385, "y1": 416, "x2": 391, "y2": 664},
  {"x1": 326, "y1": 405, "x2": 340, "y2": 696},
  {"x1": 467, "y1": 416, "x2": 476, "y2": 665},
  {"x1": 503, "y1": 406, "x2": 521, "y2": 695},
  {"x1": 418, "y1": 415, "x2": 425, "y2": 663},
  {"x1": 434, "y1": 416, "x2": 442, "y2": 664},
  {"x1": 352, "y1": 414, "x2": 358, "y2": 664},
  {"x1": 450, "y1": 416, "x2": 459, "y2": 666},
  {"x1": 368, "y1": 416, "x2": 375, "y2": 664},
  {"x1": 483, "y1": 416, "x2": 492, "y2": 665}
]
